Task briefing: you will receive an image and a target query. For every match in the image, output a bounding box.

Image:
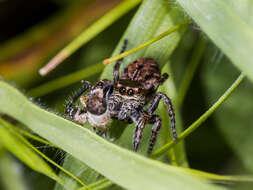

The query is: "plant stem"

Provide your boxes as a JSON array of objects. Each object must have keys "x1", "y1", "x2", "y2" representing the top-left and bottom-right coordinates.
[
  {"x1": 160, "y1": 64, "x2": 188, "y2": 167},
  {"x1": 40, "y1": 0, "x2": 142, "y2": 76},
  {"x1": 78, "y1": 178, "x2": 113, "y2": 190},
  {"x1": 29, "y1": 62, "x2": 104, "y2": 97},
  {"x1": 178, "y1": 166, "x2": 253, "y2": 183},
  {"x1": 150, "y1": 73, "x2": 245, "y2": 158},
  {"x1": 15, "y1": 127, "x2": 56, "y2": 147},
  {"x1": 177, "y1": 35, "x2": 207, "y2": 107},
  {"x1": 103, "y1": 20, "x2": 189, "y2": 65}
]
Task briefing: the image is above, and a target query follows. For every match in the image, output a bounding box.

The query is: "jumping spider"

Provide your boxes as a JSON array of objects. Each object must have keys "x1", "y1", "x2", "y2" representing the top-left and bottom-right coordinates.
[{"x1": 66, "y1": 40, "x2": 177, "y2": 154}]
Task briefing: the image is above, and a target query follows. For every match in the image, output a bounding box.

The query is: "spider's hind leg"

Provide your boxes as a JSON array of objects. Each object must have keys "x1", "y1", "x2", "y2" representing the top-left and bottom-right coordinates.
[
  {"x1": 147, "y1": 92, "x2": 177, "y2": 141},
  {"x1": 147, "y1": 115, "x2": 162, "y2": 155},
  {"x1": 113, "y1": 39, "x2": 128, "y2": 84}
]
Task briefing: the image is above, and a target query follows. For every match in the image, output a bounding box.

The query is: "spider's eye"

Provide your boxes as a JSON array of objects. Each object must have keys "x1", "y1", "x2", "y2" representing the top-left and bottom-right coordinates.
[
  {"x1": 137, "y1": 88, "x2": 142, "y2": 94},
  {"x1": 97, "y1": 81, "x2": 103, "y2": 87},
  {"x1": 127, "y1": 89, "x2": 134, "y2": 96},
  {"x1": 119, "y1": 87, "x2": 126, "y2": 94}
]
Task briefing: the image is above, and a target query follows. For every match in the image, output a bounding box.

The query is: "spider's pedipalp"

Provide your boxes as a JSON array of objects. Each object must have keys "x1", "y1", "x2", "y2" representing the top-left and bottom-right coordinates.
[{"x1": 65, "y1": 80, "x2": 91, "y2": 115}]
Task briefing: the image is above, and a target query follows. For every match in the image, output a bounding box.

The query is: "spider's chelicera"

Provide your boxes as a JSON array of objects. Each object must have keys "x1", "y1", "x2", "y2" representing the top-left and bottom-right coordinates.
[{"x1": 65, "y1": 40, "x2": 177, "y2": 154}]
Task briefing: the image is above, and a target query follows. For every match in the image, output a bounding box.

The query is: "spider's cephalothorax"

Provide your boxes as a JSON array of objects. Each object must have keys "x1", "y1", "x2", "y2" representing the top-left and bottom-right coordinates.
[{"x1": 66, "y1": 39, "x2": 177, "y2": 154}]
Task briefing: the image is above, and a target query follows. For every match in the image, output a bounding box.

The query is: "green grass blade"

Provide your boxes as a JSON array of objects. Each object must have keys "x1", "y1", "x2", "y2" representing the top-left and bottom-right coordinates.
[
  {"x1": 178, "y1": 166, "x2": 253, "y2": 183},
  {"x1": 100, "y1": 0, "x2": 188, "y2": 166},
  {"x1": 15, "y1": 126, "x2": 56, "y2": 147},
  {"x1": 0, "y1": 152, "x2": 27, "y2": 190},
  {"x1": 177, "y1": 35, "x2": 208, "y2": 107},
  {"x1": 0, "y1": 123, "x2": 68, "y2": 190},
  {"x1": 103, "y1": 20, "x2": 189, "y2": 65},
  {"x1": 0, "y1": 118, "x2": 89, "y2": 189},
  {"x1": 28, "y1": 20, "x2": 187, "y2": 98},
  {"x1": 151, "y1": 73, "x2": 245, "y2": 158},
  {"x1": 54, "y1": 154, "x2": 99, "y2": 190},
  {"x1": 78, "y1": 178, "x2": 113, "y2": 190},
  {"x1": 101, "y1": 0, "x2": 188, "y2": 79},
  {"x1": 29, "y1": 62, "x2": 104, "y2": 97},
  {"x1": 40, "y1": 0, "x2": 142, "y2": 76},
  {"x1": 158, "y1": 63, "x2": 188, "y2": 167},
  {"x1": 0, "y1": 81, "x2": 227, "y2": 190},
  {"x1": 177, "y1": 0, "x2": 253, "y2": 82},
  {"x1": 201, "y1": 55, "x2": 253, "y2": 175},
  {"x1": 0, "y1": 0, "x2": 121, "y2": 87}
]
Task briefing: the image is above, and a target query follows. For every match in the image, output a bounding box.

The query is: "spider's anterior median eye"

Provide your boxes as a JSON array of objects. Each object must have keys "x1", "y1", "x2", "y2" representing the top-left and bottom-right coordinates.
[
  {"x1": 119, "y1": 87, "x2": 126, "y2": 94},
  {"x1": 98, "y1": 81, "x2": 103, "y2": 87},
  {"x1": 127, "y1": 89, "x2": 134, "y2": 96}
]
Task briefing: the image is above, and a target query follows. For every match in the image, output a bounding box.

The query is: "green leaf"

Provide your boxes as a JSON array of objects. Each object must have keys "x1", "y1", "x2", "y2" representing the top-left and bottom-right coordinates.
[
  {"x1": 40, "y1": 0, "x2": 142, "y2": 76},
  {"x1": 0, "y1": 152, "x2": 27, "y2": 190},
  {"x1": 0, "y1": 123, "x2": 67, "y2": 189},
  {"x1": 202, "y1": 55, "x2": 253, "y2": 174},
  {"x1": 160, "y1": 63, "x2": 189, "y2": 166},
  {"x1": 0, "y1": 81, "x2": 227, "y2": 190},
  {"x1": 177, "y1": 0, "x2": 253, "y2": 82},
  {"x1": 151, "y1": 73, "x2": 245, "y2": 158},
  {"x1": 54, "y1": 154, "x2": 99, "y2": 190},
  {"x1": 100, "y1": 0, "x2": 188, "y2": 164}
]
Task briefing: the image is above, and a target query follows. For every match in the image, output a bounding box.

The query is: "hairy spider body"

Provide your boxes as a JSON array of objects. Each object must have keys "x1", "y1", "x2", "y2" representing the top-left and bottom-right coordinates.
[
  {"x1": 66, "y1": 39, "x2": 177, "y2": 154},
  {"x1": 108, "y1": 79, "x2": 146, "y2": 122},
  {"x1": 121, "y1": 58, "x2": 168, "y2": 96}
]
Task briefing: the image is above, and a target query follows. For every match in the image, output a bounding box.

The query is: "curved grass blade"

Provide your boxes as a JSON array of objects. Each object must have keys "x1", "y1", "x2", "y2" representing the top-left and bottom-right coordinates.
[
  {"x1": 103, "y1": 20, "x2": 189, "y2": 65},
  {"x1": 151, "y1": 73, "x2": 245, "y2": 158},
  {"x1": 0, "y1": 80, "x2": 226, "y2": 190},
  {"x1": 14, "y1": 126, "x2": 56, "y2": 147},
  {"x1": 179, "y1": 167, "x2": 253, "y2": 184},
  {"x1": 177, "y1": 35, "x2": 208, "y2": 107},
  {"x1": 177, "y1": 0, "x2": 253, "y2": 82},
  {"x1": 29, "y1": 20, "x2": 187, "y2": 98},
  {"x1": 0, "y1": 123, "x2": 68, "y2": 190},
  {"x1": 159, "y1": 63, "x2": 188, "y2": 167},
  {"x1": 0, "y1": 118, "x2": 89, "y2": 190},
  {"x1": 29, "y1": 63, "x2": 104, "y2": 97},
  {"x1": 0, "y1": 152, "x2": 27, "y2": 190},
  {"x1": 202, "y1": 55, "x2": 253, "y2": 174},
  {"x1": 100, "y1": 0, "x2": 188, "y2": 165},
  {"x1": 54, "y1": 154, "x2": 98, "y2": 190},
  {"x1": 78, "y1": 178, "x2": 113, "y2": 190},
  {"x1": 39, "y1": 0, "x2": 142, "y2": 76},
  {"x1": 0, "y1": 0, "x2": 121, "y2": 87}
]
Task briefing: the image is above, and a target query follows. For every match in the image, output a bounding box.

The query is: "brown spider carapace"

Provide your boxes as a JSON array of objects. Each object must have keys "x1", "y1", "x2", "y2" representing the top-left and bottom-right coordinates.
[{"x1": 66, "y1": 40, "x2": 177, "y2": 154}]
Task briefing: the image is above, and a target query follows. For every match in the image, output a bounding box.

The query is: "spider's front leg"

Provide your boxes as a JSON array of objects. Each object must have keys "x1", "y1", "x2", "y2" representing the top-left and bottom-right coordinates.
[
  {"x1": 65, "y1": 80, "x2": 91, "y2": 124},
  {"x1": 133, "y1": 116, "x2": 146, "y2": 151},
  {"x1": 147, "y1": 92, "x2": 177, "y2": 140},
  {"x1": 132, "y1": 112, "x2": 162, "y2": 154},
  {"x1": 132, "y1": 110, "x2": 151, "y2": 151}
]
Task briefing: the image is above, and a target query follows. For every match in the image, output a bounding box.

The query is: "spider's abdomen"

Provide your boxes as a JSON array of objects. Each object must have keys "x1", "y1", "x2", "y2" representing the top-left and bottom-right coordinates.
[
  {"x1": 121, "y1": 58, "x2": 166, "y2": 94},
  {"x1": 86, "y1": 96, "x2": 107, "y2": 115}
]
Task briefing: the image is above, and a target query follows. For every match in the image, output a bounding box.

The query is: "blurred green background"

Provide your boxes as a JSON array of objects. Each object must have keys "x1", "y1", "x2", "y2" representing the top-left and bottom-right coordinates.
[{"x1": 0, "y1": 0, "x2": 253, "y2": 190}]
